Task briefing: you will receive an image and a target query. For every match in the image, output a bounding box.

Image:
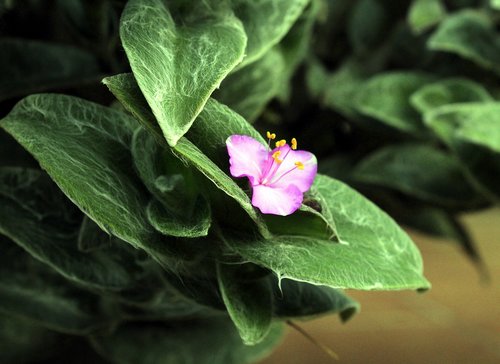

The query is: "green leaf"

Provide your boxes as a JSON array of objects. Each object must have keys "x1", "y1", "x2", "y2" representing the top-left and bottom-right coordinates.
[
  {"x1": 425, "y1": 103, "x2": 500, "y2": 199},
  {"x1": 120, "y1": 0, "x2": 247, "y2": 146},
  {"x1": 428, "y1": 10, "x2": 500, "y2": 75},
  {"x1": 352, "y1": 143, "x2": 486, "y2": 209},
  {"x1": 491, "y1": 0, "x2": 500, "y2": 9},
  {"x1": 348, "y1": 0, "x2": 387, "y2": 54},
  {"x1": 410, "y1": 78, "x2": 493, "y2": 114},
  {"x1": 78, "y1": 216, "x2": 112, "y2": 253},
  {"x1": 272, "y1": 279, "x2": 359, "y2": 322},
  {"x1": 103, "y1": 73, "x2": 270, "y2": 237},
  {"x1": 91, "y1": 318, "x2": 284, "y2": 364},
  {"x1": 0, "y1": 167, "x2": 142, "y2": 290},
  {"x1": 227, "y1": 174, "x2": 430, "y2": 290},
  {"x1": 233, "y1": 0, "x2": 310, "y2": 67},
  {"x1": 0, "y1": 235, "x2": 106, "y2": 334},
  {"x1": 0, "y1": 39, "x2": 100, "y2": 102},
  {"x1": 217, "y1": 263, "x2": 272, "y2": 345},
  {"x1": 215, "y1": 48, "x2": 286, "y2": 122},
  {"x1": 0, "y1": 94, "x2": 175, "y2": 259},
  {"x1": 408, "y1": 0, "x2": 446, "y2": 35},
  {"x1": 354, "y1": 72, "x2": 435, "y2": 134}
]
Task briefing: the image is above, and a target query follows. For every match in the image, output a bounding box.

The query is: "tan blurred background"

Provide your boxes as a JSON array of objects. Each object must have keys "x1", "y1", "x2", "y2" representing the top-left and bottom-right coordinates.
[{"x1": 260, "y1": 209, "x2": 500, "y2": 364}]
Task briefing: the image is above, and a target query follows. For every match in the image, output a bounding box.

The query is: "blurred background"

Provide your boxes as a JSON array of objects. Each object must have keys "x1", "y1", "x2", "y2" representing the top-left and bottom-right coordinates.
[{"x1": 261, "y1": 208, "x2": 500, "y2": 364}]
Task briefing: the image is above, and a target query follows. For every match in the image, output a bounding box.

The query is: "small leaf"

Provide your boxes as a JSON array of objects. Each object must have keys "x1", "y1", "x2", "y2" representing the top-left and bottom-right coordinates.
[
  {"x1": 272, "y1": 279, "x2": 359, "y2": 322},
  {"x1": 120, "y1": 0, "x2": 247, "y2": 146},
  {"x1": 352, "y1": 143, "x2": 486, "y2": 209},
  {"x1": 428, "y1": 10, "x2": 500, "y2": 75},
  {"x1": 408, "y1": 0, "x2": 446, "y2": 35},
  {"x1": 0, "y1": 39, "x2": 99, "y2": 101},
  {"x1": 217, "y1": 263, "x2": 272, "y2": 345},
  {"x1": 348, "y1": 0, "x2": 387, "y2": 54},
  {"x1": 354, "y1": 72, "x2": 435, "y2": 134},
  {"x1": 410, "y1": 78, "x2": 493, "y2": 114},
  {"x1": 227, "y1": 174, "x2": 430, "y2": 291},
  {"x1": 91, "y1": 318, "x2": 284, "y2": 364}
]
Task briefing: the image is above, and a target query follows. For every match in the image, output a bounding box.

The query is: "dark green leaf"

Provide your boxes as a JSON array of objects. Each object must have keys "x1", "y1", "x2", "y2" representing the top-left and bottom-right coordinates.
[
  {"x1": 0, "y1": 39, "x2": 100, "y2": 102},
  {"x1": 91, "y1": 318, "x2": 284, "y2": 364},
  {"x1": 348, "y1": 0, "x2": 387, "y2": 54},
  {"x1": 352, "y1": 143, "x2": 486, "y2": 209},
  {"x1": 217, "y1": 263, "x2": 272, "y2": 345},
  {"x1": 428, "y1": 10, "x2": 500, "y2": 74},
  {"x1": 120, "y1": 0, "x2": 247, "y2": 146}
]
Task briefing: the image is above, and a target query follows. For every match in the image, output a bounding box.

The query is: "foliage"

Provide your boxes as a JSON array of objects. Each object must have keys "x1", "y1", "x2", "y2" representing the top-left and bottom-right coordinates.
[{"x1": 0, "y1": 0, "x2": 498, "y2": 362}]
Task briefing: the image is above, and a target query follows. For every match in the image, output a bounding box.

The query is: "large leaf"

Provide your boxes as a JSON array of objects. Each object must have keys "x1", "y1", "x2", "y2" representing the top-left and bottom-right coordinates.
[
  {"x1": 0, "y1": 167, "x2": 142, "y2": 290},
  {"x1": 410, "y1": 78, "x2": 493, "y2": 114},
  {"x1": 425, "y1": 103, "x2": 500, "y2": 199},
  {"x1": 0, "y1": 236, "x2": 106, "y2": 334},
  {"x1": 428, "y1": 10, "x2": 500, "y2": 74},
  {"x1": 354, "y1": 72, "x2": 435, "y2": 134},
  {"x1": 103, "y1": 73, "x2": 271, "y2": 237},
  {"x1": 272, "y1": 279, "x2": 359, "y2": 322},
  {"x1": 352, "y1": 143, "x2": 486, "y2": 209},
  {"x1": 0, "y1": 94, "x2": 172, "y2": 258},
  {"x1": 227, "y1": 174, "x2": 430, "y2": 290},
  {"x1": 120, "y1": 0, "x2": 247, "y2": 146},
  {"x1": 91, "y1": 318, "x2": 284, "y2": 364},
  {"x1": 232, "y1": 0, "x2": 310, "y2": 67},
  {"x1": 217, "y1": 263, "x2": 272, "y2": 345},
  {"x1": 0, "y1": 39, "x2": 100, "y2": 102},
  {"x1": 215, "y1": 48, "x2": 286, "y2": 122}
]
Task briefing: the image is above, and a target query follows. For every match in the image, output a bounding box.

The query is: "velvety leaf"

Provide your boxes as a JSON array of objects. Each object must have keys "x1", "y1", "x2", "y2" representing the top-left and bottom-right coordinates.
[
  {"x1": 0, "y1": 94, "x2": 169, "y2": 258},
  {"x1": 410, "y1": 78, "x2": 493, "y2": 114},
  {"x1": 352, "y1": 143, "x2": 486, "y2": 209},
  {"x1": 0, "y1": 167, "x2": 142, "y2": 290},
  {"x1": 227, "y1": 174, "x2": 430, "y2": 290},
  {"x1": 91, "y1": 318, "x2": 284, "y2": 364},
  {"x1": 120, "y1": 0, "x2": 247, "y2": 146},
  {"x1": 428, "y1": 10, "x2": 500, "y2": 74},
  {"x1": 78, "y1": 216, "x2": 112, "y2": 253},
  {"x1": 233, "y1": 0, "x2": 310, "y2": 67},
  {"x1": 425, "y1": 103, "x2": 500, "y2": 198},
  {"x1": 215, "y1": 48, "x2": 286, "y2": 122},
  {"x1": 217, "y1": 263, "x2": 272, "y2": 345},
  {"x1": 354, "y1": 72, "x2": 435, "y2": 134},
  {"x1": 408, "y1": 0, "x2": 446, "y2": 35},
  {"x1": 272, "y1": 279, "x2": 359, "y2": 322},
  {"x1": 0, "y1": 236, "x2": 106, "y2": 334},
  {"x1": 0, "y1": 39, "x2": 100, "y2": 102},
  {"x1": 103, "y1": 73, "x2": 271, "y2": 237}
]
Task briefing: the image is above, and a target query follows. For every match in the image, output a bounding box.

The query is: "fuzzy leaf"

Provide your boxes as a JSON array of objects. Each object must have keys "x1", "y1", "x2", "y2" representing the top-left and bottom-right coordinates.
[
  {"x1": 408, "y1": 0, "x2": 446, "y2": 35},
  {"x1": 120, "y1": 0, "x2": 247, "y2": 146}
]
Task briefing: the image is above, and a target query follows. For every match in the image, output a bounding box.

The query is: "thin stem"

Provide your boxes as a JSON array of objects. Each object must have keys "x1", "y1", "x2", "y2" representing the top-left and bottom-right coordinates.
[{"x1": 286, "y1": 320, "x2": 339, "y2": 361}]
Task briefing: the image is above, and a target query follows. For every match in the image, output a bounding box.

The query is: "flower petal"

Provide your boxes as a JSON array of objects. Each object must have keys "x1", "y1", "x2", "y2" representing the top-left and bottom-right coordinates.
[
  {"x1": 226, "y1": 135, "x2": 269, "y2": 185},
  {"x1": 251, "y1": 184, "x2": 303, "y2": 216},
  {"x1": 269, "y1": 145, "x2": 317, "y2": 192}
]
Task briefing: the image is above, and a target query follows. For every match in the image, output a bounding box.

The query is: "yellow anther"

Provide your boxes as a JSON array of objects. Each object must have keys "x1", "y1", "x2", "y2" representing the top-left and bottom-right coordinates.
[
  {"x1": 266, "y1": 131, "x2": 276, "y2": 140},
  {"x1": 272, "y1": 151, "x2": 283, "y2": 164},
  {"x1": 295, "y1": 161, "x2": 304, "y2": 170},
  {"x1": 291, "y1": 138, "x2": 297, "y2": 150},
  {"x1": 275, "y1": 139, "x2": 287, "y2": 148}
]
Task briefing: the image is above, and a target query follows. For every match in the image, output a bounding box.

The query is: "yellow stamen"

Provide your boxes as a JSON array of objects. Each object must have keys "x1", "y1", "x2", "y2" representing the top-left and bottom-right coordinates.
[
  {"x1": 275, "y1": 139, "x2": 286, "y2": 148},
  {"x1": 295, "y1": 161, "x2": 304, "y2": 170},
  {"x1": 266, "y1": 131, "x2": 276, "y2": 140},
  {"x1": 272, "y1": 151, "x2": 283, "y2": 164},
  {"x1": 291, "y1": 138, "x2": 297, "y2": 150}
]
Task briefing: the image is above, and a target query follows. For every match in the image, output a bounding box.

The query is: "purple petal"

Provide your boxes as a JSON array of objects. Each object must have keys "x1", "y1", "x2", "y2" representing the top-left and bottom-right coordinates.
[
  {"x1": 269, "y1": 145, "x2": 317, "y2": 192},
  {"x1": 251, "y1": 184, "x2": 303, "y2": 216},
  {"x1": 226, "y1": 135, "x2": 269, "y2": 185}
]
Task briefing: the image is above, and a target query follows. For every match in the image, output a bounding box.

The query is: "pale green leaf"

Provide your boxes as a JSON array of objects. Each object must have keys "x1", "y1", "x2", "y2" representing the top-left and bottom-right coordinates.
[
  {"x1": 227, "y1": 174, "x2": 430, "y2": 290},
  {"x1": 120, "y1": 0, "x2": 247, "y2": 146},
  {"x1": 410, "y1": 78, "x2": 493, "y2": 114},
  {"x1": 408, "y1": 0, "x2": 446, "y2": 35}
]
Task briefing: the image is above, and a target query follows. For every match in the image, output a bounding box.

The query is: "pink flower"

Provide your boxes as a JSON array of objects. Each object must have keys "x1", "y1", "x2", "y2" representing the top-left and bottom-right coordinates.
[{"x1": 226, "y1": 132, "x2": 317, "y2": 216}]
